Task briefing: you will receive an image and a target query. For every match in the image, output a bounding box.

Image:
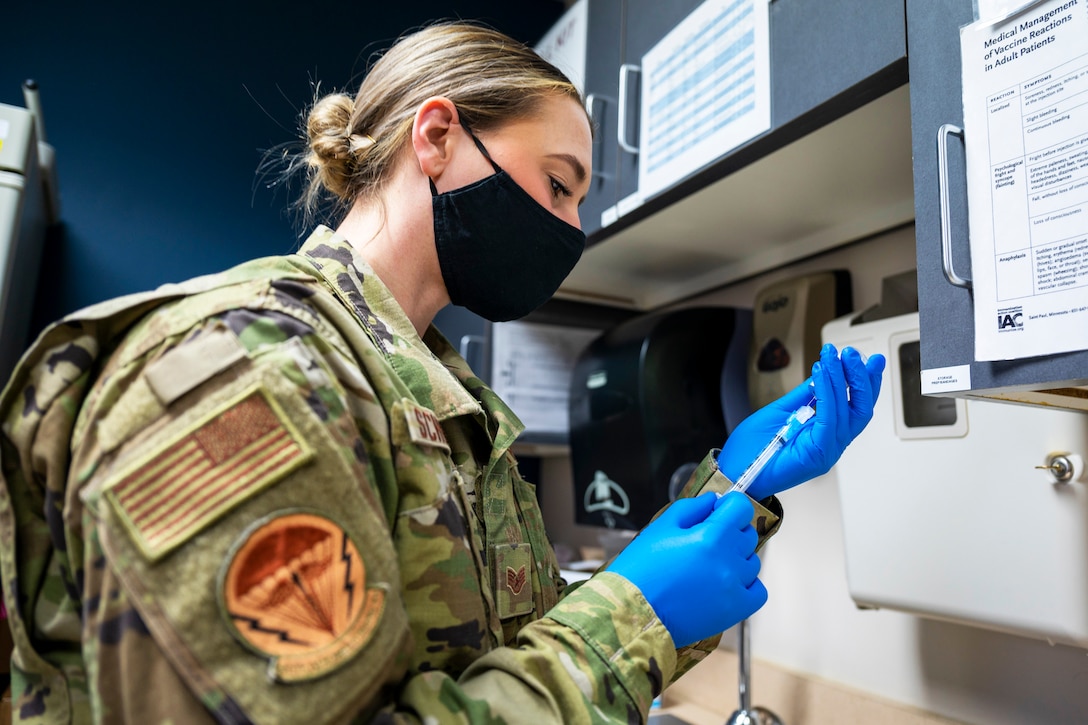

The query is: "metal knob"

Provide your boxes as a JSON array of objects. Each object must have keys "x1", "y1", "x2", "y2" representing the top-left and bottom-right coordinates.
[{"x1": 1035, "y1": 453, "x2": 1081, "y2": 484}]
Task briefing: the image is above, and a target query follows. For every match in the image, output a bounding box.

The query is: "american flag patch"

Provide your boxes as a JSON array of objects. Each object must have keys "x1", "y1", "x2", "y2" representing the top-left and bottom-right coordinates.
[{"x1": 105, "y1": 387, "x2": 314, "y2": 561}]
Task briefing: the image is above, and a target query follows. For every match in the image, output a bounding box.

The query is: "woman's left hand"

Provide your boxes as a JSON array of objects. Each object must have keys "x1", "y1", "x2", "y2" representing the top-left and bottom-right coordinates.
[{"x1": 717, "y1": 343, "x2": 885, "y2": 501}]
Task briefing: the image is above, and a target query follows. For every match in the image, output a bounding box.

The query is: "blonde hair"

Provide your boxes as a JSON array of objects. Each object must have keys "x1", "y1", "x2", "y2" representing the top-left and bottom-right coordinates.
[{"x1": 292, "y1": 21, "x2": 582, "y2": 223}]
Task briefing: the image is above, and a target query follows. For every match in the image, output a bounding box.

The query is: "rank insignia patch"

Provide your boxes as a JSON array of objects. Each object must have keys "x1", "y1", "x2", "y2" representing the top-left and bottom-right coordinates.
[
  {"x1": 219, "y1": 511, "x2": 385, "y2": 682},
  {"x1": 506, "y1": 565, "x2": 527, "y2": 595},
  {"x1": 104, "y1": 387, "x2": 314, "y2": 561},
  {"x1": 494, "y1": 542, "x2": 533, "y2": 619}
]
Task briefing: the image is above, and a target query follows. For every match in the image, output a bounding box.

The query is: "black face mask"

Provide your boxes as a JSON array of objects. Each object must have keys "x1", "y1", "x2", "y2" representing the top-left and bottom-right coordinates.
[{"x1": 431, "y1": 120, "x2": 587, "y2": 323}]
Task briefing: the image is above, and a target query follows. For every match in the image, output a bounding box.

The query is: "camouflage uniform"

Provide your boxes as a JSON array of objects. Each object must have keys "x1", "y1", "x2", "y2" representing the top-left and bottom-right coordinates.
[{"x1": 0, "y1": 226, "x2": 781, "y2": 724}]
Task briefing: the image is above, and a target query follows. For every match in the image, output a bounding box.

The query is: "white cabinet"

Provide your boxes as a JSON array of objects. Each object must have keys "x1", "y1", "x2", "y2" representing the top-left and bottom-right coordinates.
[{"x1": 826, "y1": 310, "x2": 1088, "y2": 648}]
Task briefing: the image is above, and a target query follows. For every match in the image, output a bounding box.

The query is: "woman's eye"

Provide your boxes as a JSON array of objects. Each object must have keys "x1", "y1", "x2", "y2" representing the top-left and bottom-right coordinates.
[{"x1": 550, "y1": 177, "x2": 572, "y2": 198}]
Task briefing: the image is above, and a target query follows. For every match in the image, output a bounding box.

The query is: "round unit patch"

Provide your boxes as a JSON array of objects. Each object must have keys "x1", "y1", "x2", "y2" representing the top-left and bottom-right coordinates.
[{"x1": 219, "y1": 511, "x2": 384, "y2": 682}]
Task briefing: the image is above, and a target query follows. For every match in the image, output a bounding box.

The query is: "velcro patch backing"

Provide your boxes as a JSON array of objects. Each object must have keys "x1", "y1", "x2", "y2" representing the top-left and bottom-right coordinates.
[
  {"x1": 104, "y1": 386, "x2": 314, "y2": 561},
  {"x1": 144, "y1": 325, "x2": 247, "y2": 405}
]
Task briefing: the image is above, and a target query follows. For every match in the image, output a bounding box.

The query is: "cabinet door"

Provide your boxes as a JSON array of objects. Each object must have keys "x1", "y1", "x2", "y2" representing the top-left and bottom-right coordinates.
[
  {"x1": 581, "y1": 0, "x2": 624, "y2": 238},
  {"x1": 611, "y1": 0, "x2": 905, "y2": 222},
  {"x1": 909, "y1": 0, "x2": 1088, "y2": 398},
  {"x1": 769, "y1": 0, "x2": 905, "y2": 127}
]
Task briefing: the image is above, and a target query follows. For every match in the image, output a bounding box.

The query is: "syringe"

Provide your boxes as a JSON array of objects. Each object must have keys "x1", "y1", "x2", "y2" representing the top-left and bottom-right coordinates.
[{"x1": 723, "y1": 395, "x2": 817, "y2": 496}]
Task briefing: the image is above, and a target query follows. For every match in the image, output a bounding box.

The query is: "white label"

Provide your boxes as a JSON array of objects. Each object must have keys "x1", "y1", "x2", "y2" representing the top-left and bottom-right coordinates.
[
  {"x1": 601, "y1": 205, "x2": 619, "y2": 228},
  {"x1": 0, "y1": 119, "x2": 9, "y2": 139},
  {"x1": 616, "y1": 191, "x2": 644, "y2": 217},
  {"x1": 921, "y1": 365, "x2": 973, "y2": 394},
  {"x1": 583, "y1": 470, "x2": 630, "y2": 516},
  {"x1": 586, "y1": 370, "x2": 608, "y2": 389}
]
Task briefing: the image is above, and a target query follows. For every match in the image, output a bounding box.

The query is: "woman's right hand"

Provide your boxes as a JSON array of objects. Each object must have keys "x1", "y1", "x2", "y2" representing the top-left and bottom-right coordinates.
[{"x1": 605, "y1": 492, "x2": 766, "y2": 647}]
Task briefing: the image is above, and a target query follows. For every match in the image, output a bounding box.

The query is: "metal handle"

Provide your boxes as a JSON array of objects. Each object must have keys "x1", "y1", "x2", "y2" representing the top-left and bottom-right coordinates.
[
  {"x1": 22, "y1": 79, "x2": 47, "y2": 144},
  {"x1": 937, "y1": 124, "x2": 972, "y2": 289},
  {"x1": 584, "y1": 93, "x2": 613, "y2": 179},
  {"x1": 458, "y1": 334, "x2": 486, "y2": 370},
  {"x1": 726, "y1": 619, "x2": 785, "y2": 725},
  {"x1": 738, "y1": 618, "x2": 751, "y2": 712},
  {"x1": 617, "y1": 63, "x2": 641, "y2": 155},
  {"x1": 584, "y1": 92, "x2": 601, "y2": 119}
]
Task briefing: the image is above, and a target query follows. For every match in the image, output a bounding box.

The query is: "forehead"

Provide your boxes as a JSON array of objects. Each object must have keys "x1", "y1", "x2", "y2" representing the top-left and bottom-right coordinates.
[{"x1": 503, "y1": 95, "x2": 592, "y2": 151}]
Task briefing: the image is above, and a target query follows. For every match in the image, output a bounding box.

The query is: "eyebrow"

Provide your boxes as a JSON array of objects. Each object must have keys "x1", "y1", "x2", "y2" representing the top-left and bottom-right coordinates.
[
  {"x1": 547, "y1": 153, "x2": 589, "y2": 206},
  {"x1": 547, "y1": 153, "x2": 587, "y2": 184}
]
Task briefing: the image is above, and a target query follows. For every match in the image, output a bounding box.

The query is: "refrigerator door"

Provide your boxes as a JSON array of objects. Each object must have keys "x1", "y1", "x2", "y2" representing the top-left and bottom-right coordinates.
[{"x1": 0, "y1": 103, "x2": 46, "y2": 383}]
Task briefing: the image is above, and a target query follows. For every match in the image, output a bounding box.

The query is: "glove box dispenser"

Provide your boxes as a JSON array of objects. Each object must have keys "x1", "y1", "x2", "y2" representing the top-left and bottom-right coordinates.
[
  {"x1": 569, "y1": 307, "x2": 751, "y2": 530},
  {"x1": 823, "y1": 311, "x2": 1088, "y2": 648}
]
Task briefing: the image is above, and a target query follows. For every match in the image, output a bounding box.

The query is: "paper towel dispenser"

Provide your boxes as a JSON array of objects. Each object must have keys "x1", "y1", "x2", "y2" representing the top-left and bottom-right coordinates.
[{"x1": 569, "y1": 307, "x2": 751, "y2": 530}]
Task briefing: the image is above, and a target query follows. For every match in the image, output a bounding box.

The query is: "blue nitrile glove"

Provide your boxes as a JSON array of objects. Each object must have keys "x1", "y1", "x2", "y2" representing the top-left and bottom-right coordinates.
[
  {"x1": 718, "y1": 343, "x2": 886, "y2": 501},
  {"x1": 606, "y1": 491, "x2": 767, "y2": 648}
]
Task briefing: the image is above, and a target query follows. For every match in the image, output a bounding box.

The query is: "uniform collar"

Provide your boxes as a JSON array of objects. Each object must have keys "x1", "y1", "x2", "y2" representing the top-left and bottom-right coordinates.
[
  {"x1": 298, "y1": 227, "x2": 523, "y2": 448},
  {"x1": 421, "y1": 326, "x2": 525, "y2": 455}
]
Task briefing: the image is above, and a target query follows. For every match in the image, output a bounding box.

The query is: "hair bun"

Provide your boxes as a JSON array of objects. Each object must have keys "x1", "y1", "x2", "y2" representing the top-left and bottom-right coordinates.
[{"x1": 305, "y1": 93, "x2": 356, "y2": 199}]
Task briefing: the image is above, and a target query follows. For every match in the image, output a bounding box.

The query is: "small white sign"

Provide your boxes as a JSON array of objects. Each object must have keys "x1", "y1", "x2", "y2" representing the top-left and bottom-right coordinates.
[
  {"x1": 615, "y1": 190, "x2": 644, "y2": 218},
  {"x1": 921, "y1": 365, "x2": 973, "y2": 394},
  {"x1": 490, "y1": 321, "x2": 600, "y2": 434},
  {"x1": 601, "y1": 205, "x2": 619, "y2": 228},
  {"x1": 534, "y1": 0, "x2": 588, "y2": 94}
]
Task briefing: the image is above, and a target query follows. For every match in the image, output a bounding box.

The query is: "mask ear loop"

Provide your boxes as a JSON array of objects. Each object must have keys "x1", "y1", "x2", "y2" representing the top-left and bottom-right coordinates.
[
  {"x1": 428, "y1": 112, "x2": 502, "y2": 196},
  {"x1": 458, "y1": 116, "x2": 502, "y2": 173}
]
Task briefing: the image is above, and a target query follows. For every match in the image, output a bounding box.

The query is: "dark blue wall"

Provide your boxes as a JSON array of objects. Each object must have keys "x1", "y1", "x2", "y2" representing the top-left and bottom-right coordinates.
[{"x1": 2, "y1": 1, "x2": 566, "y2": 336}]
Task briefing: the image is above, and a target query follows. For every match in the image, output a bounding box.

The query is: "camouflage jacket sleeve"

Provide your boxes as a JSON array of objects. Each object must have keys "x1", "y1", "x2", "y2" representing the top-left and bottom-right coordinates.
[{"x1": 1, "y1": 274, "x2": 417, "y2": 723}]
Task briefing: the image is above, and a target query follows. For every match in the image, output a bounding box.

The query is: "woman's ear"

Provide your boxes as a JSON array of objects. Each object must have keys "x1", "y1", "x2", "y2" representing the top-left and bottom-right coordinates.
[{"x1": 411, "y1": 97, "x2": 459, "y2": 181}]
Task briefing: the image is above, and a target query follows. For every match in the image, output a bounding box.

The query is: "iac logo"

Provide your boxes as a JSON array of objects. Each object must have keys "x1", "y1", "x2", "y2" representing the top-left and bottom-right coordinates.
[
  {"x1": 762, "y1": 295, "x2": 790, "y2": 314},
  {"x1": 997, "y1": 306, "x2": 1024, "y2": 332}
]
